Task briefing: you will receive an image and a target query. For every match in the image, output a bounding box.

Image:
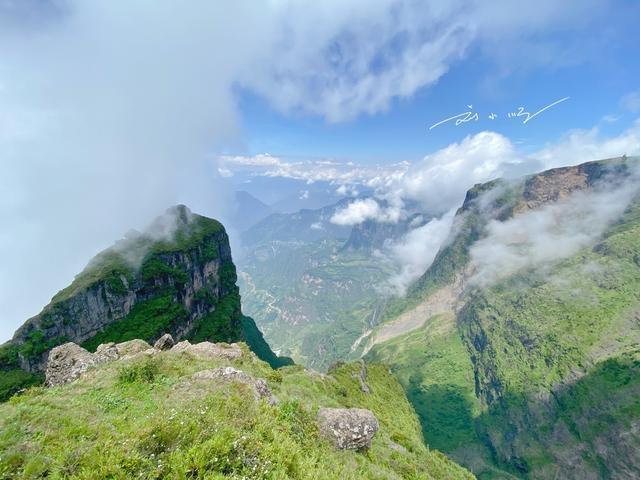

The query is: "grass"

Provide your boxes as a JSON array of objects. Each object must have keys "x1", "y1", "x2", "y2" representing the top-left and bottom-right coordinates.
[{"x1": 0, "y1": 346, "x2": 474, "y2": 479}]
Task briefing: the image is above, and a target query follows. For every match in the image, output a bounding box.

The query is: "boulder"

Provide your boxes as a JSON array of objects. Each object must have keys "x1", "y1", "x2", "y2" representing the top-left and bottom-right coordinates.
[
  {"x1": 317, "y1": 407, "x2": 379, "y2": 450},
  {"x1": 95, "y1": 342, "x2": 119, "y2": 363},
  {"x1": 114, "y1": 339, "x2": 151, "y2": 357},
  {"x1": 45, "y1": 343, "x2": 97, "y2": 387},
  {"x1": 175, "y1": 341, "x2": 243, "y2": 360},
  {"x1": 171, "y1": 340, "x2": 192, "y2": 352},
  {"x1": 153, "y1": 333, "x2": 175, "y2": 350},
  {"x1": 192, "y1": 366, "x2": 276, "y2": 404}
]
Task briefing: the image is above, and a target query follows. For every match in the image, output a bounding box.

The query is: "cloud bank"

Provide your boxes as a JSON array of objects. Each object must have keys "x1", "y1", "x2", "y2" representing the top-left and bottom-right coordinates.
[
  {"x1": 385, "y1": 209, "x2": 457, "y2": 295},
  {"x1": 469, "y1": 170, "x2": 640, "y2": 288}
]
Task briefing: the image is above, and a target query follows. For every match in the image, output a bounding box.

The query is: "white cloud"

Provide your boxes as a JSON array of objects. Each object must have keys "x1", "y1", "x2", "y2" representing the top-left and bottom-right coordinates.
[
  {"x1": 469, "y1": 171, "x2": 640, "y2": 288},
  {"x1": 399, "y1": 131, "x2": 526, "y2": 214},
  {"x1": 0, "y1": 0, "x2": 626, "y2": 341},
  {"x1": 330, "y1": 198, "x2": 403, "y2": 226},
  {"x1": 217, "y1": 153, "x2": 410, "y2": 187},
  {"x1": 385, "y1": 209, "x2": 457, "y2": 295},
  {"x1": 535, "y1": 119, "x2": 640, "y2": 170}
]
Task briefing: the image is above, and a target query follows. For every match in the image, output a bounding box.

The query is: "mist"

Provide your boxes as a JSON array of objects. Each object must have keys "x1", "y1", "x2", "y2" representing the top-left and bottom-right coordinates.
[
  {"x1": 469, "y1": 168, "x2": 640, "y2": 288},
  {"x1": 385, "y1": 209, "x2": 457, "y2": 295}
]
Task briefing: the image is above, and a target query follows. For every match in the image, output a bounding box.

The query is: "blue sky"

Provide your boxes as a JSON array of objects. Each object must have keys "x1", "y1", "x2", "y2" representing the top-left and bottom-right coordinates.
[{"x1": 234, "y1": 3, "x2": 640, "y2": 164}]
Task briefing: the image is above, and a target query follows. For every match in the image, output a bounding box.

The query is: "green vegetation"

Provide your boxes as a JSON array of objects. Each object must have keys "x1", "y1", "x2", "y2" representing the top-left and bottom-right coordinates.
[
  {"x1": 366, "y1": 315, "x2": 512, "y2": 479},
  {"x1": 51, "y1": 251, "x2": 135, "y2": 305},
  {"x1": 82, "y1": 294, "x2": 189, "y2": 352},
  {"x1": 117, "y1": 357, "x2": 161, "y2": 384},
  {"x1": 241, "y1": 315, "x2": 294, "y2": 369},
  {"x1": 238, "y1": 239, "x2": 393, "y2": 370},
  {"x1": 188, "y1": 292, "x2": 242, "y2": 344},
  {"x1": 0, "y1": 347, "x2": 474, "y2": 479},
  {"x1": 367, "y1": 314, "x2": 479, "y2": 452},
  {"x1": 0, "y1": 369, "x2": 43, "y2": 403}
]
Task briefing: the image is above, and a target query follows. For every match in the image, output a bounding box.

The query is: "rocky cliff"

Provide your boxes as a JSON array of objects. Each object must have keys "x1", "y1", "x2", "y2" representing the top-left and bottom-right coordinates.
[
  {"x1": 367, "y1": 156, "x2": 640, "y2": 479},
  {"x1": 0, "y1": 205, "x2": 290, "y2": 401}
]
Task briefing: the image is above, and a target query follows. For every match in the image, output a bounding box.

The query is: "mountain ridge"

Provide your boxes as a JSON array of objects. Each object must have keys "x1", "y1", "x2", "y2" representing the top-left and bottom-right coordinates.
[
  {"x1": 1, "y1": 205, "x2": 291, "y2": 402},
  {"x1": 366, "y1": 155, "x2": 640, "y2": 479}
]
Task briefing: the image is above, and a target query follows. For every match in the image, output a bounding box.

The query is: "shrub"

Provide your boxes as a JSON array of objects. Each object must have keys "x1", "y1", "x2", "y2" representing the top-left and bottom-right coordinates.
[{"x1": 117, "y1": 358, "x2": 160, "y2": 384}]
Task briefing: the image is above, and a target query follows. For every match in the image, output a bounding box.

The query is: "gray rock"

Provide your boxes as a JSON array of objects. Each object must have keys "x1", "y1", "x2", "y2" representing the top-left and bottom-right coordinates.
[
  {"x1": 175, "y1": 341, "x2": 243, "y2": 360},
  {"x1": 114, "y1": 339, "x2": 151, "y2": 357},
  {"x1": 192, "y1": 366, "x2": 276, "y2": 404},
  {"x1": 171, "y1": 340, "x2": 192, "y2": 352},
  {"x1": 45, "y1": 342, "x2": 97, "y2": 387},
  {"x1": 153, "y1": 333, "x2": 175, "y2": 350},
  {"x1": 317, "y1": 407, "x2": 379, "y2": 450},
  {"x1": 94, "y1": 342, "x2": 119, "y2": 363}
]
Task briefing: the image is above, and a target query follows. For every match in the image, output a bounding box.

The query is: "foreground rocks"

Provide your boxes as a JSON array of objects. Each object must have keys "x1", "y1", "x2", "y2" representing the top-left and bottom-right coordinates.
[
  {"x1": 171, "y1": 340, "x2": 243, "y2": 360},
  {"x1": 45, "y1": 335, "x2": 245, "y2": 387},
  {"x1": 153, "y1": 333, "x2": 175, "y2": 350},
  {"x1": 45, "y1": 343, "x2": 98, "y2": 387},
  {"x1": 317, "y1": 407, "x2": 379, "y2": 450},
  {"x1": 191, "y1": 366, "x2": 276, "y2": 404}
]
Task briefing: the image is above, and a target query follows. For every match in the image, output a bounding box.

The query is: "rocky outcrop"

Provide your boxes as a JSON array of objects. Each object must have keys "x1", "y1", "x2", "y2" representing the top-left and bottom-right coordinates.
[
  {"x1": 44, "y1": 339, "x2": 251, "y2": 390},
  {"x1": 191, "y1": 366, "x2": 276, "y2": 404},
  {"x1": 171, "y1": 340, "x2": 243, "y2": 360},
  {"x1": 153, "y1": 334, "x2": 175, "y2": 350},
  {"x1": 9, "y1": 205, "x2": 242, "y2": 373},
  {"x1": 46, "y1": 343, "x2": 98, "y2": 387},
  {"x1": 317, "y1": 407, "x2": 379, "y2": 450}
]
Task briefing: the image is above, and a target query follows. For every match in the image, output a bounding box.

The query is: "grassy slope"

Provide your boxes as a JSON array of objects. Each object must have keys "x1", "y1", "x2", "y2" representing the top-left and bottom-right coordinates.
[
  {"x1": 457, "y1": 198, "x2": 640, "y2": 477},
  {"x1": 0, "y1": 346, "x2": 473, "y2": 480},
  {"x1": 366, "y1": 315, "x2": 514, "y2": 480},
  {"x1": 366, "y1": 182, "x2": 640, "y2": 478}
]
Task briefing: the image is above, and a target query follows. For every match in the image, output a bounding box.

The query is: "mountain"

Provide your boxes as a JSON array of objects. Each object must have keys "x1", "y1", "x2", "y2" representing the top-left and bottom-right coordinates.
[
  {"x1": 342, "y1": 213, "x2": 430, "y2": 252},
  {"x1": 238, "y1": 198, "x2": 425, "y2": 370},
  {"x1": 228, "y1": 190, "x2": 273, "y2": 232},
  {"x1": 0, "y1": 205, "x2": 291, "y2": 402},
  {"x1": 240, "y1": 198, "x2": 353, "y2": 247},
  {"x1": 0, "y1": 338, "x2": 474, "y2": 479},
  {"x1": 238, "y1": 238, "x2": 394, "y2": 370},
  {"x1": 365, "y1": 156, "x2": 640, "y2": 478}
]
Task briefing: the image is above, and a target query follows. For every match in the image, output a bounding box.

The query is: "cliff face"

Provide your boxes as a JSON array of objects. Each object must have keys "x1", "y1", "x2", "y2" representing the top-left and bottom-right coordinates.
[
  {"x1": 368, "y1": 156, "x2": 640, "y2": 479},
  {"x1": 1, "y1": 205, "x2": 289, "y2": 399}
]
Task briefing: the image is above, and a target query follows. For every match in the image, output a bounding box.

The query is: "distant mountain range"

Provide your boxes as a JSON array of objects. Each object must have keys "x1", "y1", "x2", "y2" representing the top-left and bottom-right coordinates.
[{"x1": 236, "y1": 197, "x2": 427, "y2": 369}]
